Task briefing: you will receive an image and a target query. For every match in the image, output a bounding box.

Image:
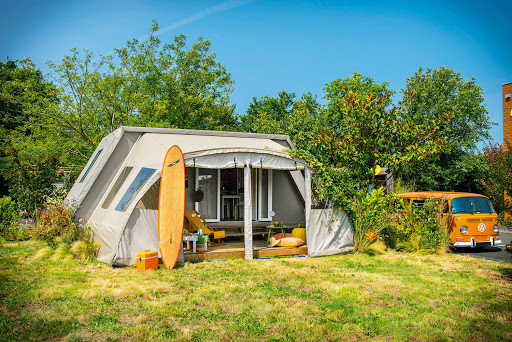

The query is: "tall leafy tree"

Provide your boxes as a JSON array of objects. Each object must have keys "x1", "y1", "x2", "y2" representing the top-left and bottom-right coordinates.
[
  {"x1": 0, "y1": 58, "x2": 62, "y2": 211},
  {"x1": 241, "y1": 90, "x2": 320, "y2": 134},
  {"x1": 399, "y1": 67, "x2": 493, "y2": 191},
  {"x1": 324, "y1": 73, "x2": 394, "y2": 134},
  {"x1": 482, "y1": 141, "x2": 512, "y2": 223},
  {"x1": 248, "y1": 92, "x2": 324, "y2": 154},
  {"x1": 45, "y1": 20, "x2": 237, "y2": 167},
  {"x1": 295, "y1": 85, "x2": 450, "y2": 208}
]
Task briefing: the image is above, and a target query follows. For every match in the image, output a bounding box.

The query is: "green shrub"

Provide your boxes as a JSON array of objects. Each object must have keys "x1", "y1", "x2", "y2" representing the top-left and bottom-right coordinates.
[
  {"x1": 391, "y1": 198, "x2": 449, "y2": 252},
  {"x1": 0, "y1": 196, "x2": 31, "y2": 241},
  {"x1": 2, "y1": 226, "x2": 31, "y2": 241},
  {"x1": 348, "y1": 188, "x2": 394, "y2": 253},
  {"x1": 35, "y1": 195, "x2": 77, "y2": 246},
  {"x1": 31, "y1": 190, "x2": 99, "y2": 263},
  {"x1": 417, "y1": 200, "x2": 449, "y2": 250},
  {"x1": 0, "y1": 196, "x2": 18, "y2": 232}
]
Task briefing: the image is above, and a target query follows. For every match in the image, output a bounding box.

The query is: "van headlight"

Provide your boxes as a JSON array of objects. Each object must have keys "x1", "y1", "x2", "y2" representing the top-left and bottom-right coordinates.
[
  {"x1": 493, "y1": 225, "x2": 499, "y2": 233},
  {"x1": 460, "y1": 226, "x2": 468, "y2": 234}
]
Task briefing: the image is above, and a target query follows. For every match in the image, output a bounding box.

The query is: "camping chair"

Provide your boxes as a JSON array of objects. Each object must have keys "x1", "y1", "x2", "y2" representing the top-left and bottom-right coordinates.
[{"x1": 184, "y1": 210, "x2": 226, "y2": 245}]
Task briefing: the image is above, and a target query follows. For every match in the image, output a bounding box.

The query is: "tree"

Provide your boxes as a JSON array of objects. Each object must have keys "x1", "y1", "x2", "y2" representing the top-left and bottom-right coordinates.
[
  {"x1": 482, "y1": 141, "x2": 512, "y2": 223},
  {"x1": 250, "y1": 93, "x2": 324, "y2": 153},
  {"x1": 0, "y1": 59, "x2": 62, "y2": 211},
  {"x1": 241, "y1": 91, "x2": 320, "y2": 134},
  {"x1": 1, "y1": 127, "x2": 63, "y2": 214},
  {"x1": 0, "y1": 59, "x2": 57, "y2": 131},
  {"x1": 44, "y1": 20, "x2": 237, "y2": 167},
  {"x1": 292, "y1": 76, "x2": 450, "y2": 209},
  {"x1": 323, "y1": 73, "x2": 394, "y2": 134},
  {"x1": 399, "y1": 67, "x2": 493, "y2": 191}
]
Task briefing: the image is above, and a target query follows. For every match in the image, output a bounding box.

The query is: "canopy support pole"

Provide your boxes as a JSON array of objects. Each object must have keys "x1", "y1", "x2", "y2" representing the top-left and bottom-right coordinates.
[
  {"x1": 305, "y1": 168, "x2": 312, "y2": 232},
  {"x1": 244, "y1": 164, "x2": 253, "y2": 260}
]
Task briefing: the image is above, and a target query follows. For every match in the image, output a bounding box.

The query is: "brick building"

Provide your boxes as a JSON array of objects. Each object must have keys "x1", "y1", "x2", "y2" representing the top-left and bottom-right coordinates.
[{"x1": 504, "y1": 82, "x2": 512, "y2": 149}]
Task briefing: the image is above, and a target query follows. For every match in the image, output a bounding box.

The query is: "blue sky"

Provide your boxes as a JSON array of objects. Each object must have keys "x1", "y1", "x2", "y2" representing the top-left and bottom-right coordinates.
[{"x1": 1, "y1": 0, "x2": 510, "y2": 144}]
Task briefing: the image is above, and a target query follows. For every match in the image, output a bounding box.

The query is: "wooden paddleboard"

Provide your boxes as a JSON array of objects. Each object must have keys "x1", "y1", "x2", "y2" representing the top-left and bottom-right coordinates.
[{"x1": 158, "y1": 145, "x2": 185, "y2": 269}]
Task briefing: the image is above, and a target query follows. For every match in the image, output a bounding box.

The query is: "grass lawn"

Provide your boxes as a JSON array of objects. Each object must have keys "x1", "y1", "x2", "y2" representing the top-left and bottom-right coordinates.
[{"x1": 1, "y1": 239, "x2": 511, "y2": 341}]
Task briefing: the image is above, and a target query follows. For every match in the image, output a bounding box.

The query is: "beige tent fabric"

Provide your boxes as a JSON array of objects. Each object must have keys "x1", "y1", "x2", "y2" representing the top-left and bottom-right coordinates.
[
  {"x1": 65, "y1": 128, "x2": 124, "y2": 210},
  {"x1": 306, "y1": 209, "x2": 354, "y2": 257}
]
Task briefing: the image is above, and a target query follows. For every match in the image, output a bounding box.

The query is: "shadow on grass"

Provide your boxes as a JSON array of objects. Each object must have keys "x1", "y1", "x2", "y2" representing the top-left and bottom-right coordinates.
[
  {"x1": 496, "y1": 266, "x2": 512, "y2": 280},
  {"x1": 0, "y1": 314, "x2": 80, "y2": 341}
]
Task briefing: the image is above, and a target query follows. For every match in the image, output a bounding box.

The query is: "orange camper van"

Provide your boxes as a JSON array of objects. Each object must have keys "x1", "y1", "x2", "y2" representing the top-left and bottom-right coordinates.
[{"x1": 396, "y1": 192, "x2": 502, "y2": 248}]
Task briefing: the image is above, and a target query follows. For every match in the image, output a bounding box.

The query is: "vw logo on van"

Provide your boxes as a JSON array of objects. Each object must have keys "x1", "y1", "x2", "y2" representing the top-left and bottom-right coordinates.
[{"x1": 478, "y1": 223, "x2": 486, "y2": 232}]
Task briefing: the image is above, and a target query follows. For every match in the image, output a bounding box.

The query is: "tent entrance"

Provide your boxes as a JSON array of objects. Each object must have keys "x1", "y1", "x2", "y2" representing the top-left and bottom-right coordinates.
[{"x1": 195, "y1": 168, "x2": 272, "y2": 223}]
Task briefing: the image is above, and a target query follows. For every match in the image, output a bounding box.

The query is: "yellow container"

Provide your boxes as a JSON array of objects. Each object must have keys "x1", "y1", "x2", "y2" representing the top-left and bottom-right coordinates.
[
  {"x1": 291, "y1": 227, "x2": 306, "y2": 243},
  {"x1": 136, "y1": 250, "x2": 159, "y2": 271}
]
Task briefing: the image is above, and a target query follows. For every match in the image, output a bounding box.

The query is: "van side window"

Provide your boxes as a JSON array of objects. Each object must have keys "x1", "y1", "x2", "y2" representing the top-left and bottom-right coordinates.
[{"x1": 412, "y1": 199, "x2": 426, "y2": 208}]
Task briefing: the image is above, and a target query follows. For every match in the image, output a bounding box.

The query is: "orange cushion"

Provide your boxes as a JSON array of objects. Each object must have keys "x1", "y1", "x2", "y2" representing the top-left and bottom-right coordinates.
[
  {"x1": 272, "y1": 233, "x2": 292, "y2": 239},
  {"x1": 278, "y1": 237, "x2": 304, "y2": 247}
]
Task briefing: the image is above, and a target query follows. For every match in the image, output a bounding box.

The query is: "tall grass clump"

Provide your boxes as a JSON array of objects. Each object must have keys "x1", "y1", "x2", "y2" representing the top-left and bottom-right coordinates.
[
  {"x1": 71, "y1": 226, "x2": 101, "y2": 261},
  {"x1": 34, "y1": 224, "x2": 100, "y2": 263},
  {"x1": 52, "y1": 243, "x2": 75, "y2": 263},
  {"x1": 347, "y1": 188, "x2": 394, "y2": 253},
  {"x1": 33, "y1": 246, "x2": 55, "y2": 261},
  {"x1": 33, "y1": 191, "x2": 100, "y2": 263}
]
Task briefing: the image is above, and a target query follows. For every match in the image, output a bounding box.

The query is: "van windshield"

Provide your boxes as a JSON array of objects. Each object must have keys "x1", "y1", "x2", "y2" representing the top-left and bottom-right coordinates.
[{"x1": 451, "y1": 196, "x2": 494, "y2": 214}]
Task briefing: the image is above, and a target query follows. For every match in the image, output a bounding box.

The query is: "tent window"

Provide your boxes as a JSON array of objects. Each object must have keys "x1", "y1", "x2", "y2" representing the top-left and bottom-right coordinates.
[
  {"x1": 115, "y1": 167, "x2": 156, "y2": 212},
  {"x1": 101, "y1": 167, "x2": 133, "y2": 209},
  {"x1": 136, "y1": 180, "x2": 160, "y2": 210},
  {"x1": 79, "y1": 149, "x2": 103, "y2": 183}
]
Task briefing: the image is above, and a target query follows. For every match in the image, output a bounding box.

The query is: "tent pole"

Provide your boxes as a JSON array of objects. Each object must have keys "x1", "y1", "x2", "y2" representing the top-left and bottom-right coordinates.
[
  {"x1": 244, "y1": 164, "x2": 253, "y2": 260},
  {"x1": 305, "y1": 168, "x2": 312, "y2": 234}
]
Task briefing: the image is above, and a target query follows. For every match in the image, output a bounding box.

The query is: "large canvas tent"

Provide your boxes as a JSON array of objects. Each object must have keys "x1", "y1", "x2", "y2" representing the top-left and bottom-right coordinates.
[{"x1": 66, "y1": 127, "x2": 353, "y2": 266}]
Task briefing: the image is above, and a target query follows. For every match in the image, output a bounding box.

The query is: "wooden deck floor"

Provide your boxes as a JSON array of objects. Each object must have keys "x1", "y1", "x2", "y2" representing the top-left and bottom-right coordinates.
[{"x1": 183, "y1": 239, "x2": 308, "y2": 261}]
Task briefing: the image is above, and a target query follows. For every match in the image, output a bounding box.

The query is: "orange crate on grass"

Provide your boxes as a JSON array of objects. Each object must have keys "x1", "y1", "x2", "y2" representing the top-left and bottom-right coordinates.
[{"x1": 136, "y1": 250, "x2": 159, "y2": 271}]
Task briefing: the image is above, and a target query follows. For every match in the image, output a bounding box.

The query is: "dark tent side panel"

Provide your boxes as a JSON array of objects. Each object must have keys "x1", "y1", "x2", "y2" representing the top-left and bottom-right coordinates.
[{"x1": 272, "y1": 170, "x2": 305, "y2": 227}]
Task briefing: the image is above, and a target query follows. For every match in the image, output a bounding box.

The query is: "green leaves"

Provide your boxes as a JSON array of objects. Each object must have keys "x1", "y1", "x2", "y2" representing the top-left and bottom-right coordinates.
[
  {"x1": 0, "y1": 59, "x2": 65, "y2": 211},
  {"x1": 1, "y1": 22, "x2": 239, "y2": 215},
  {"x1": 313, "y1": 80, "x2": 448, "y2": 204},
  {"x1": 349, "y1": 188, "x2": 395, "y2": 253},
  {"x1": 482, "y1": 141, "x2": 512, "y2": 223},
  {"x1": 45, "y1": 23, "x2": 237, "y2": 167},
  {"x1": 402, "y1": 67, "x2": 492, "y2": 152},
  {"x1": 399, "y1": 67, "x2": 493, "y2": 191}
]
